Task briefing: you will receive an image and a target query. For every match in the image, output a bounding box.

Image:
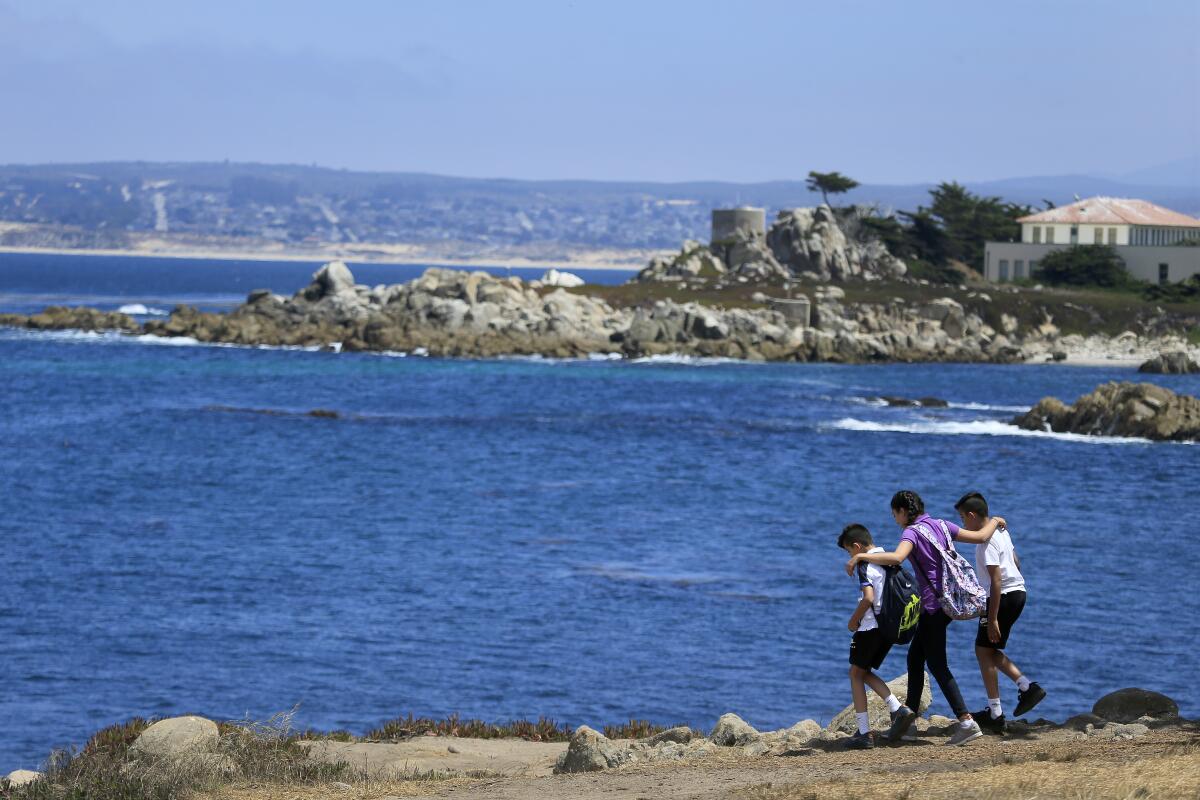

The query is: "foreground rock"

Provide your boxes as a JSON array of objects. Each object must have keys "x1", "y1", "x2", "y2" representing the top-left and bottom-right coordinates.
[
  {"x1": 554, "y1": 726, "x2": 629, "y2": 774},
  {"x1": 1013, "y1": 382, "x2": 1200, "y2": 442},
  {"x1": 1138, "y1": 351, "x2": 1200, "y2": 374},
  {"x1": 4, "y1": 770, "x2": 42, "y2": 787},
  {"x1": 130, "y1": 715, "x2": 220, "y2": 759},
  {"x1": 1093, "y1": 688, "x2": 1180, "y2": 723},
  {"x1": 828, "y1": 672, "x2": 933, "y2": 735},
  {"x1": 708, "y1": 713, "x2": 761, "y2": 747}
]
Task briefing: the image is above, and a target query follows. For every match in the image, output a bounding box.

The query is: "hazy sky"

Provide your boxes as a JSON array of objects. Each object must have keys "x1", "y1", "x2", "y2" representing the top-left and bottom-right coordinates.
[{"x1": 2, "y1": 0, "x2": 1197, "y2": 183}]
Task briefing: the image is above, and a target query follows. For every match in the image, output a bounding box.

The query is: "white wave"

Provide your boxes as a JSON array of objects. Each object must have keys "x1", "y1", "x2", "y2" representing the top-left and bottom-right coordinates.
[
  {"x1": 947, "y1": 401, "x2": 1029, "y2": 413},
  {"x1": 825, "y1": 417, "x2": 1159, "y2": 445},
  {"x1": 628, "y1": 353, "x2": 749, "y2": 366},
  {"x1": 117, "y1": 303, "x2": 168, "y2": 316}
]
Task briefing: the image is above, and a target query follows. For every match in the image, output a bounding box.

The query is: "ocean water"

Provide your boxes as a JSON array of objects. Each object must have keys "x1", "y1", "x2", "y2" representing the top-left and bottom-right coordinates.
[{"x1": 1, "y1": 254, "x2": 1198, "y2": 770}]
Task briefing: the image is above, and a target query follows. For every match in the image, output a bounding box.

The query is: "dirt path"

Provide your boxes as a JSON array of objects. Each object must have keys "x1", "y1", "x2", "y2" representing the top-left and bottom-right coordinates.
[{"x1": 266, "y1": 723, "x2": 1200, "y2": 800}]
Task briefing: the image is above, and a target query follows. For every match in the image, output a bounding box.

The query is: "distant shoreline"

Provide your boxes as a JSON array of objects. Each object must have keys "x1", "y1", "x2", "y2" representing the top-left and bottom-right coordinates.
[{"x1": 0, "y1": 244, "x2": 645, "y2": 272}]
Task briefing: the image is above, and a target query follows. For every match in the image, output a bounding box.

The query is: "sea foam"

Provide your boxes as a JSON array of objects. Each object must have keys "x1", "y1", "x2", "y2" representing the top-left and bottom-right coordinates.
[{"x1": 826, "y1": 416, "x2": 1155, "y2": 445}]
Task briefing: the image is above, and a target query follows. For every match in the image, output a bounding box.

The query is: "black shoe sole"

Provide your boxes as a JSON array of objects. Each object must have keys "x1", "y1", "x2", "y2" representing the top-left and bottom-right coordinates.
[{"x1": 1014, "y1": 687, "x2": 1046, "y2": 717}]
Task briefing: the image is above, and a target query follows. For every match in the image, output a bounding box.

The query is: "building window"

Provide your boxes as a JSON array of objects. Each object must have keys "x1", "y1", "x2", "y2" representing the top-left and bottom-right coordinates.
[
  {"x1": 1029, "y1": 260, "x2": 1038, "y2": 276},
  {"x1": 1070, "y1": 226, "x2": 1078, "y2": 244},
  {"x1": 1093, "y1": 227, "x2": 1104, "y2": 244},
  {"x1": 1014, "y1": 260, "x2": 1025, "y2": 279},
  {"x1": 999, "y1": 260, "x2": 1009, "y2": 281},
  {"x1": 1032, "y1": 226, "x2": 1041, "y2": 243},
  {"x1": 1159, "y1": 263, "x2": 1169, "y2": 284},
  {"x1": 1108, "y1": 227, "x2": 1117, "y2": 245},
  {"x1": 1046, "y1": 227, "x2": 1055, "y2": 244}
]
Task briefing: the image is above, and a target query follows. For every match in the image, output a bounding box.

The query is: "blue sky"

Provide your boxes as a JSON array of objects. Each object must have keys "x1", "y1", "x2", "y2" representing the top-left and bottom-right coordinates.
[{"x1": 1, "y1": 0, "x2": 1196, "y2": 183}]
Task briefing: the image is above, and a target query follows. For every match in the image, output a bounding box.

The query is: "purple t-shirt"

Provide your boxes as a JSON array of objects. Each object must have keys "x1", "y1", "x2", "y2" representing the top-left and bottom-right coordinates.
[{"x1": 900, "y1": 513, "x2": 962, "y2": 614}]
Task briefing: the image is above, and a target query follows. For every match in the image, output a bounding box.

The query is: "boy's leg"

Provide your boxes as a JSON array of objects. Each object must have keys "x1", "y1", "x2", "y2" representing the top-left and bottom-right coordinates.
[
  {"x1": 976, "y1": 645, "x2": 1001, "y2": 701},
  {"x1": 850, "y1": 666, "x2": 869, "y2": 712},
  {"x1": 864, "y1": 670, "x2": 903, "y2": 712}
]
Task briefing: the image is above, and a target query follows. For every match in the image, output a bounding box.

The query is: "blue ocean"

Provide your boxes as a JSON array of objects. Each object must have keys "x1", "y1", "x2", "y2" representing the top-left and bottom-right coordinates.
[{"x1": 1, "y1": 253, "x2": 1197, "y2": 771}]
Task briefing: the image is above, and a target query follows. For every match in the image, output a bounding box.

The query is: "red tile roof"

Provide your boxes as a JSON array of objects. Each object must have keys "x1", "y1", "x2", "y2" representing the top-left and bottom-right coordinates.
[{"x1": 1018, "y1": 197, "x2": 1200, "y2": 228}]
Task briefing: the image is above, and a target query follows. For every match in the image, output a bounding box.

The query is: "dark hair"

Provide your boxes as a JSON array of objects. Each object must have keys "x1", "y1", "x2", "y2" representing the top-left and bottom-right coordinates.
[
  {"x1": 955, "y1": 491, "x2": 989, "y2": 518},
  {"x1": 838, "y1": 523, "x2": 873, "y2": 549},
  {"x1": 890, "y1": 490, "x2": 925, "y2": 524}
]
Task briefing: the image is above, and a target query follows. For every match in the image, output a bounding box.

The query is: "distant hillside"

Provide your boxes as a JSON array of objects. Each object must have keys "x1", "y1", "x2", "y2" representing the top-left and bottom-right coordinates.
[{"x1": 1, "y1": 161, "x2": 1196, "y2": 252}]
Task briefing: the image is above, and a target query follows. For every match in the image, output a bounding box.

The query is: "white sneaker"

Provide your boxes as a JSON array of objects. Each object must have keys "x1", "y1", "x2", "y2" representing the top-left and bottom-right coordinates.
[{"x1": 944, "y1": 720, "x2": 984, "y2": 747}]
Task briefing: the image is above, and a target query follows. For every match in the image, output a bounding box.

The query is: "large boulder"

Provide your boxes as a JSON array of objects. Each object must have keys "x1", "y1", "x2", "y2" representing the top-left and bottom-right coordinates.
[
  {"x1": 1138, "y1": 351, "x2": 1200, "y2": 374},
  {"x1": 1012, "y1": 382, "x2": 1200, "y2": 441},
  {"x1": 130, "y1": 716, "x2": 220, "y2": 759},
  {"x1": 827, "y1": 672, "x2": 932, "y2": 734},
  {"x1": 1092, "y1": 688, "x2": 1179, "y2": 723},
  {"x1": 553, "y1": 725, "x2": 630, "y2": 773},
  {"x1": 708, "y1": 713, "x2": 760, "y2": 746},
  {"x1": 767, "y1": 205, "x2": 906, "y2": 282}
]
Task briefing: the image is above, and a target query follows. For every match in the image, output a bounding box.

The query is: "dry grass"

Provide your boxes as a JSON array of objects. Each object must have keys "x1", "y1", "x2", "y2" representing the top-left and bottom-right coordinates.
[
  {"x1": 0, "y1": 710, "x2": 460, "y2": 800},
  {"x1": 737, "y1": 742, "x2": 1200, "y2": 800}
]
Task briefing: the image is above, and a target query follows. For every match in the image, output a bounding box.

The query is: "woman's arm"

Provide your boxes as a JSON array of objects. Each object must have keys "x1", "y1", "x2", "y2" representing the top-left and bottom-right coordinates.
[
  {"x1": 846, "y1": 539, "x2": 913, "y2": 574},
  {"x1": 955, "y1": 516, "x2": 1006, "y2": 545}
]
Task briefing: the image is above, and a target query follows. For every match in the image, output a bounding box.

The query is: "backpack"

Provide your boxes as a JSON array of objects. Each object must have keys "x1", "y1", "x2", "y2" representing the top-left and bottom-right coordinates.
[
  {"x1": 913, "y1": 519, "x2": 988, "y2": 620},
  {"x1": 876, "y1": 565, "x2": 922, "y2": 645}
]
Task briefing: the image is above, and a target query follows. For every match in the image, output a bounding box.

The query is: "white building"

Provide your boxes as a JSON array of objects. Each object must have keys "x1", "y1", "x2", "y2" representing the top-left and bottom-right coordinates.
[{"x1": 984, "y1": 197, "x2": 1200, "y2": 284}]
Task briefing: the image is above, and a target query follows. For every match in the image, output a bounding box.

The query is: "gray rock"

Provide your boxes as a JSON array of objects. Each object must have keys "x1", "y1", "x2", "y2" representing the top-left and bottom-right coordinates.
[
  {"x1": 553, "y1": 725, "x2": 629, "y2": 774},
  {"x1": 709, "y1": 713, "x2": 760, "y2": 746},
  {"x1": 130, "y1": 716, "x2": 220, "y2": 759},
  {"x1": 1093, "y1": 688, "x2": 1179, "y2": 723},
  {"x1": 827, "y1": 673, "x2": 932, "y2": 735},
  {"x1": 742, "y1": 740, "x2": 769, "y2": 757}
]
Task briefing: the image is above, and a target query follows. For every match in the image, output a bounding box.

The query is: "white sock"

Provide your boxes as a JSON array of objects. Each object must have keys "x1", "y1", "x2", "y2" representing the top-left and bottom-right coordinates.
[
  {"x1": 988, "y1": 698, "x2": 1003, "y2": 718},
  {"x1": 1017, "y1": 675, "x2": 1031, "y2": 692},
  {"x1": 856, "y1": 711, "x2": 870, "y2": 735},
  {"x1": 884, "y1": 694, "x2": 902, "y2": 713},
  {"x1": 961, "y1": 719, "x2": 975, "y2": 729}
]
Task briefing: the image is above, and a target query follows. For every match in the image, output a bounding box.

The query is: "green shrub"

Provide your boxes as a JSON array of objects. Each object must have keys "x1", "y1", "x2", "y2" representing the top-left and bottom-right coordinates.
[{"x1": 1032, "y1": 245, "x2": 1140, "y2": 288}]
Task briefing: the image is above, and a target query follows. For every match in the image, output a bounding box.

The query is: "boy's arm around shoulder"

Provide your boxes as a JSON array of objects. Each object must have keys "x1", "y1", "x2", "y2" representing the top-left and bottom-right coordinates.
[{"x1": 955, "y1": 515, "x2": 1006, "y2": 545}]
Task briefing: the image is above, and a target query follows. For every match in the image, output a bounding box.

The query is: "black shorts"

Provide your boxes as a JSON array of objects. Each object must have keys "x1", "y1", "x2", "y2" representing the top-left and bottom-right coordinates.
[
  {"x1": 849, "y1": 627, "x2": 893, "y2": 670},
  {"x1": 976, "y1": 590, "x2": 1026, "y2": 650}
]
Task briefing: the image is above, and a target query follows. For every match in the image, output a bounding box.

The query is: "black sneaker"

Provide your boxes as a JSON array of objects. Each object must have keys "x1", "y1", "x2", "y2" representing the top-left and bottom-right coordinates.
[
  {"x1": 885, "y1": 706, "x2": 918, "y2": 743},
  {"x1": 974, "y1": 708, "x2": 1007, "y2": 734},
  {"x1": 1014, "y1": 683, "x2": 1046, "y2": 717},
  {"x1": 845, "y1": 730, "x2": 874, "y2": 750}
]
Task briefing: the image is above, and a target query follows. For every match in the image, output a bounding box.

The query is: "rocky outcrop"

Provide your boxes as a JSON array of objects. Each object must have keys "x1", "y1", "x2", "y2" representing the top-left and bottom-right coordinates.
[
  {"x1": 767, "y1": 205, "x2": 906, "y2": 281},
  {"x1": 827, "y1": 673, "x2": 932, "y2": 735},
  {"x1": 1013, "y1": 382, "x2": 1200, "y2": 442},
  {"x1": 1138, "y1": 351, "x2": 1200, "y2": 374},
  {"x1": 1093, "y1": 688, "x2": 1179, "y2": 723},
  {"x1": 636, "y1": 205, "x2": 904, "y2": 285},
  {"x1": 130, "y1": 716, "x2": 220, "y2": 759},
  {"x1": 0, "y1": 306, "x2": 139, "y2": 333}
]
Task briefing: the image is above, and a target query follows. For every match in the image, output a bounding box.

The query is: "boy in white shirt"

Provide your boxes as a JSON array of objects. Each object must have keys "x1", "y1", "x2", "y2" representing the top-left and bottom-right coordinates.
[
  {"x1": 955, "y1": 492, "x2": 1045, "y2": 732},
  {"x1": 838, "y1": 524, "x2": 913, "y2": 750}
]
